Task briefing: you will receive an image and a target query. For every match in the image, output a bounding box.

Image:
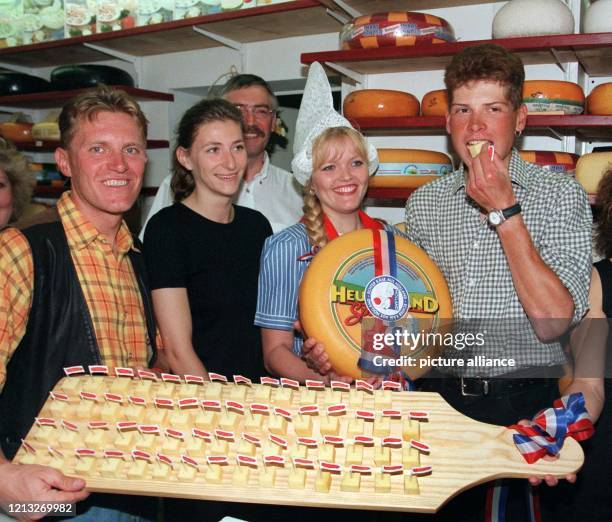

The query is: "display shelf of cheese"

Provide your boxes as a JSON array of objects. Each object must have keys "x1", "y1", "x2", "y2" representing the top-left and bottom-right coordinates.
[
  {"x1": 318, "y1": 0, "x2": 498, "y2": 13},
  {"x1": 0, "y1": 1, "x2": 339, "y2": 68},
  {"x1": 0, "y1": 87, "x2": 174, "y2": 109},
  {"x1": 15, "y1": 139, "x2": 170, "y2": 153},
  {"x1": 15, "y1": 374, "x2": 582, "y2": 513},
  {"x1": 350, "y1": 115, "x2": 612, "y2": 141},
  {"x1": 301, "y1": 32, "x2": 612, "y2": 77},
  {"x1": 365, "y1": 187, "x2": 415, "y2": 201}
]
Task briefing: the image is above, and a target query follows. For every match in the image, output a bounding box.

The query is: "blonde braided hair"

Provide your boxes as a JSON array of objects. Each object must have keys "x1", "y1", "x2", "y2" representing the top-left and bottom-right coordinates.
[{"x1": 302, "y1": 126, "x2": 369, "y2": 249}]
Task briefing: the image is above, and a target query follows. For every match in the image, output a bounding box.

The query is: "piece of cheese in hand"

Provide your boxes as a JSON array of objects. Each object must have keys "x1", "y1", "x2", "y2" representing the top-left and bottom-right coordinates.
[{"x1": 467, "y1": 141, "x2": 488, "y2": 158}]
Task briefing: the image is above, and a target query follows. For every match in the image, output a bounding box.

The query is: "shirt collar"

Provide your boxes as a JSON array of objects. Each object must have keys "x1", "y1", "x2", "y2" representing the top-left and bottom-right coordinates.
[
  {"x1": 57, "y1": 191, "x2": 136, "y2": 254},
  {"x1": 451, "y1": 148, "x2": 531, "y2": 194}
]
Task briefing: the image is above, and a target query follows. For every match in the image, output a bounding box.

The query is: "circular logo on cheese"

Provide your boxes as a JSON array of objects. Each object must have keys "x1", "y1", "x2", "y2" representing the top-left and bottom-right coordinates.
[{"x1": 364, "y1": 275, "x2": 409, "y2": 321}]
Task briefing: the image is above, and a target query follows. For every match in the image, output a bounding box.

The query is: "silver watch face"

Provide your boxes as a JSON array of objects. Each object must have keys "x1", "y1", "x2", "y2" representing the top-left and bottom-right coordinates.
[{"x1": 488, "y1": 210, "x2": 504, "y2": 226}]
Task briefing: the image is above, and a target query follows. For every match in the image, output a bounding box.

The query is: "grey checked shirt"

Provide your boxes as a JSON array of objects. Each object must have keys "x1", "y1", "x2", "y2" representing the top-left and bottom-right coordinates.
[{"x1": 405, "y1": 149, "x2": 592, "y2": 376}]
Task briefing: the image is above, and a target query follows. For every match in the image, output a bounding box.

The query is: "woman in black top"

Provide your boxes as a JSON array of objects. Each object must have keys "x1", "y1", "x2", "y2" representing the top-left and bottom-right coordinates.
[{"x1": 144, "y1": 99, "x2": 272, "y2": 380}]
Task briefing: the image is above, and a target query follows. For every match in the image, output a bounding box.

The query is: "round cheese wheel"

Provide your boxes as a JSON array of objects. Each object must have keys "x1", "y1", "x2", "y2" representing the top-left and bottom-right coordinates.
[
  {"x1": 583, "y1": 0, "x2": 612, "y2": 33},
  {"x1": 299, "y1": 229, "x2": 452, "y2": 380},
  {"x1": 32, "y1": 122, "x2": 60, "y2": 141},
  {"x1": 343, "y1": 90, "x2": 420, "y2": 119},
  {"x1": 421, "y1": 89, "x2": 448, "y2": 116},
  {"x1": 371, "y1": 149, "x2": 453, "y2": 188},
  {"x1": 522, "y1": 80, "x2": 585, "y2": 114},
  {"x1": 576, "y1": 152, "x2": 612, "y2": 195},
  {"x1": 586, "y1": 83, "x2": 612, "y2": 115},
  {"x1": 339, "y1": 12, "x2": 455, "y2": 50},
  {"x1": 518, "y1": 150, "x2": 579, "y2": 176},
  {"x1": 0, "y1": 122, "x2": 33, "y2": 143},
  {"x1": 492, "y1": 0, "x2": 574, "y2": 38}
]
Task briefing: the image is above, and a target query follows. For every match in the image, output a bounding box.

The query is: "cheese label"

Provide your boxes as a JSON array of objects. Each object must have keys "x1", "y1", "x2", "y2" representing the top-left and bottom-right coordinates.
[
  {"x1": 377, "y1": 162, "x2": 451, "y2": 177},
  {"x1": 523, "y1": 99, "x2": 584, "y2": 114}
]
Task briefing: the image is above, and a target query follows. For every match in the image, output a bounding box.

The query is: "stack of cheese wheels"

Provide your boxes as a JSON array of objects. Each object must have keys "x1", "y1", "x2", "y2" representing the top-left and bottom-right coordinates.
[
  {"x1": 339, "y1": 12, "x2": 455, "y2": 50},
  {"x1": 576, "y1": 152, "x2": 612, "y2": 201},
  {"x1": 421, "y1": 90, "x2": 448, "y2": 116},
  {"x1": 522, "y1": 80, "x2": 585, "y2": 114},
  {"x1": 299, "y1": 229, "x2": 452, "y2": 381},
  {"x1": 518, "y1": 150, "x2": 579, "y2": 176},
  {"x1": 586, "y1": 83, "x2": 612, "y2": 115},
  {"x1": 371, "y1": 149, "x2": 453, "y2": 188},
  {"x1": 343, "y1": 90, "x2": 420, "y2": 119}
]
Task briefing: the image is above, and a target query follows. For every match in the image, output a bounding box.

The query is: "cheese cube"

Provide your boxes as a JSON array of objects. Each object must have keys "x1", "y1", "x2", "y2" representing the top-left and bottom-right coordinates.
[
  {"x1": 315, "y1": 471, "x2": 332, "y2": 493},
  {"x1": 146, "y1": 408, "x2": 168, "y2": 425},
  {"x1": 259, "y1": 467, "x2": 276, "y2": 487},
  {"x1": 374, "y1": 390, "x2": 392, "y2": 409},
  {"x1": 57, "y1": 430, "x2": 81, "y2": 449},
  {"x1": 322, "y1": 389, "x2": 342, "y2": 405},
  {"x1": 47, "y1": 456, "x2": 65, "y2": 470},
  {"x1": 374, "y1": 446, "x2": 391, "y2": 466},
  {"x1": 252, "y1": 385, "x2": 271, "y2": 402},
  {"x1": 318, "y1": 444, "x2": 335, "y2": 462},
  {"x1": 261, "y1": 441, "x2": 282, "y2": 456},
  {"x1": 167, "y1": 411, "x2": 190, "y2": 431},
  {"x1": 100, "y1": 402, "x2": 123, "y2": 422},
  {"x1": 229, "y1": 385, "x2": 247, "y2": 402},
  {"x1": 205, "y1": 464, "x2": 223, "y2": 484},
  {"x1": 161, "y1": 437, "x2": 183, "y2": 456},
  {"x1": 114, "y1": 431, "x2": 136, "y2": 450},
  {"x1": 295, "y1": 445, "x2": 309, "y2": 459},
  {"x1": 33, "y1": 425, "x2": 57, "y2": 444},
  {"x1": 203, "y1": 382, "x2": 223, "y2": 400},
  {"x1": 124, "y1": 405, "x2": 147, "y2": 423},
  {"x1": 100, "y1": 458, "x2": 124, "y2": 478},
  {"x1": 59, "y1": 376, "x2": 83, "y2": 393},
  {"x1": 347, "y1": 418, "x2": 365, "y2": 438},
  {"x1": 109, "y1": 378, "x2": 131, "y2": 395},
  {"x1": 178, "y1": 383, "x2": 199, "y2": 398},
  {"x1": 236, "y1": 440, "x2": 256, "y2": 456},
  {"x1": 82, "y1": 377, "x2": 105, "y2": 394},
  {"x1": 232, "y1": 466, "x2": 250, "y2": 486},
  {"x1": 402, "y1": 447, "x2": 420, "y2": 467},
  {"x1": 404, "y1": 474, "x2": 419, "y2": 494},
  {"x1": 136, "y1": 434, "x2": 159, "y2": 452},
  {"x1": 209, "y1": 439, "x2": 229, "y2": 455},
  {"x1": 345, "y1": 445, "x2": 363, "y2": 465},
  {"x1": 49, "y1": 400, "x2": 69, "y2": 418},
  {"x1": 402, "y1": 420, "x2": 420, "y2": 441},
  {"x1": 132, "y1": 380, "x2": 154, "y2": 398},
  {"x1": 194, "y1": 410, "x2": 217, "y2": 430},
  {"x1": 178, "y1": 463, "x2": 198, "y2": 482},
  {"x1": 373, "y1": 417, "x2": 391, "y2": 437},
  {"x1": 300, "y1": 389, "x2": 317, "y2": 404},
  {"x1": 75, "y1": 456, "x2": 96, "y2": 474},
  {"x1": 293, "y1": 414, "x2": 312, "y2": 437},
  {"x1": 75, "y1": 400, "x2": 97, "y2": 420},
  {"x1": 84, "y1": 429, "x2": 108, "y2": 449},
  {"x1": 288, "y1": 468, "x2": 307, "y2": 489},
  {"x1": 152, "y1": 461, "x2": 173, "y2": 480},
  {"x1": 348, "y1": 388, "x2": 364, "y2": 408},
  {"x1": 374, "y1": 472, "x2": 391, "y2": 493},
  {"x1": 18, "y1": 452, "x2": 38, "y2": 465},
  {"x1": 219, "y1": 412, "x2": 241, "y2": 431},
  {"x1": 185, "y1": 437, "x2": 207, "y2": 457},
  {"x1": 340, "y1": 472, "x2": 361, "y2": 492},
  {"x1": 244, "y1": 412, "x2": 266, "y2": 431},
  {"x1": 274, "y1": 387, "x2": 293, "y2": 406},
  {"x1": 319, "y1": 415, "x2": 339, "y2": 436},
  {"x1": 268, "y1": 415, "x2": 288, "y2": 436},
  {"x1": 157, "y1": 383, "x2": 176, "y2": 398}
]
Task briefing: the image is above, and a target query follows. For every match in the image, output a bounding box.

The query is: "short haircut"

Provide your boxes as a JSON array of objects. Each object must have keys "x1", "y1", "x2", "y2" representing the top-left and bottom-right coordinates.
[
  {"x1": 220, "y1": 74, "x2": 278, "y2": 111},
  {"x1": 59, "y1": 84, "x2": 148, "y2": 148},
  {"x1": 445, "y1": 43, "x2": 525, "y2": 110},
  {"x1": 171, "y1": 98, "x2": 244, "y2": 202},
  {"x1": 0, "y1": 140, "x2": 33, "y2": 223}
]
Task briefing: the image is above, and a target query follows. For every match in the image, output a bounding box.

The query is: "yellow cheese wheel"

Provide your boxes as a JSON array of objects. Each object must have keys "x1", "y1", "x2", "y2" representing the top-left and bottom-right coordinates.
[
  {"x1": 421, "y1": 89, "x2": 448, "y2": 116},
  {"x1": 343, "y1": 90, "x2": 420, "y2": 119},
  {"x1": 518, "y1": 150, "x2": 579, "y2": 176},
  {"x1": 0, "y1": 122, "x2": 33, "y2": 143},
  {"x1": 371, "y1": 149, "x2": 453, "y2": 188},
  {"x1": 576, "y1": 152, "x2": 612, "y2": 195},
  {"x1": 586, "y1": 82, "x2": 612, "y2": 115},
  {"x1": 32, "y1": 122, "x2": 60, "y2": 141},
  {"x1": 522, "y1": 80, "x2": 585, "y2": 114},
  {"x1": 299, "y1": 229, "x2": 452, "y2": 380}
]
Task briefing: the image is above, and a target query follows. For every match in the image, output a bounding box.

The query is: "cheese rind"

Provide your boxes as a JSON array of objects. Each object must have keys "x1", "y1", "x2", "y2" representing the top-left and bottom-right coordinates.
[
  {"x1": 587, "y1": 82, "x2": 612, "y2": 115},
  {"x1": 576, "y1": 152, "x2": 612, "y2": 195},
  {"x1": 372, "y1": 149, "x2": 452, "y2": 188},
  {"x1": 343, "y1": 90, "x2": 420, "y2": 119},
  {"x1": 522, "y1": 80, "x2": 585, "y2": 114}
]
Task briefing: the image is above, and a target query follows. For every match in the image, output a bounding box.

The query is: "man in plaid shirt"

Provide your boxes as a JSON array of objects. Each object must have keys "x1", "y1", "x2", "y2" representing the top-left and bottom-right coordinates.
[
  {"x1": 0, "y1": 86, "x2": 160, "y2": 520},
  {"x1": 406, "y1": 44, "x2": 592, "y2": 521}
]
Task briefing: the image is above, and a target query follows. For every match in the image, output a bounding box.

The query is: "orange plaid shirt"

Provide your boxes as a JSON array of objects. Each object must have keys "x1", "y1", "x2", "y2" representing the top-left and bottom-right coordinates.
[{"x1": 0, "y1": 192, "x2": 154, "y2": 390}]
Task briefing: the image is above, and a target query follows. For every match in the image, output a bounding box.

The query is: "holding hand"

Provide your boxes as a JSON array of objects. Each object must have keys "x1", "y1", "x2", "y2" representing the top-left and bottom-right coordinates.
[{"x1": 466, "y1": 145, "x2": 516, "y2": 212}]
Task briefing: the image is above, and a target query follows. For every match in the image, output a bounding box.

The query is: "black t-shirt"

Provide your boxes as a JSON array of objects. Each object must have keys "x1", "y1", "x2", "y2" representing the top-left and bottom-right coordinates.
[{"x1": 143, "y1": 203, "x2": 272, "y2": 379}]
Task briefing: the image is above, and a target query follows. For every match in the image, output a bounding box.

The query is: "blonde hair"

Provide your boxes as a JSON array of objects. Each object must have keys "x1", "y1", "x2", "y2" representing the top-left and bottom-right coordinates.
[
  {"x1": 0, "y1": 140, "x2": 33, "y2": 224},
  {"x1": 303, "y1": 127, "x2": 368, "y2": 249}
]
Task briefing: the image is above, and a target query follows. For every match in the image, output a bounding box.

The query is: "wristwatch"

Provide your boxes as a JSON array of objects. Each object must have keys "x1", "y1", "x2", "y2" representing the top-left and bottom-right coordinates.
[{"x1": 488, "y1": 203, "x2": 521, "y2": 227}]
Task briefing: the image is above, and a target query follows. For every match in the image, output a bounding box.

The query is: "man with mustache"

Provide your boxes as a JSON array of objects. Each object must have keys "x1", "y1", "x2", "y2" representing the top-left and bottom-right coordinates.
[{"x1": 142, "y1": 74, "x2": 302, "y2": 235}]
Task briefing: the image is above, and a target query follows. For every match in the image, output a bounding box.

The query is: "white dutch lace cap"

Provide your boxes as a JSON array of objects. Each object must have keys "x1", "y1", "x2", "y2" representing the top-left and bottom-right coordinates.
[{"x1": 291, "y1": 62, "x2": 378, "y2": 186}]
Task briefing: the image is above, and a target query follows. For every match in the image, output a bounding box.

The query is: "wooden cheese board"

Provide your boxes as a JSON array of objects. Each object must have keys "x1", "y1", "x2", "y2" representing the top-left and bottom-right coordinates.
[{"x1": 14, "y1": 375, "x2": 583, "y2": 514}]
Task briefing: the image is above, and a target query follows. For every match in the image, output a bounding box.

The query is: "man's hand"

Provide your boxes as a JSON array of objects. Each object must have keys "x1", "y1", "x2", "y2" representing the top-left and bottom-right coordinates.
[
  {"x1": 466, "y1": 145, "x2": 516, "y2": 212},
  {"x1": 301, "y1": 336, "x2": 332, "y2": 375},
  {"x1": 0, "y1": 461, "x2": 89, "y2": 520}
]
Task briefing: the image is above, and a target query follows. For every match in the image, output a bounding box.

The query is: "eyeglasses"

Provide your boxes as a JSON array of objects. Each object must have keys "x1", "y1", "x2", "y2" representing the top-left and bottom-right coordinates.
[{"x1": 234, "y1": 104, "x2": 275, "y2": 119}]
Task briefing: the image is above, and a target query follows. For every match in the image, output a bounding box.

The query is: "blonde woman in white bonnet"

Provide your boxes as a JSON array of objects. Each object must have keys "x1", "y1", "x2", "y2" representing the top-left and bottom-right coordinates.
[{"x1": 254, "y1": 62, "x2": 400, "y2": 383}]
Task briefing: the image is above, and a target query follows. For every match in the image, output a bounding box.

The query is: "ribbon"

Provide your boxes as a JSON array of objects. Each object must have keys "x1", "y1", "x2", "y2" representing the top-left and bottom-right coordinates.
[{"x1": 509, "y1": 393, "x2": 595, "y2": 464}]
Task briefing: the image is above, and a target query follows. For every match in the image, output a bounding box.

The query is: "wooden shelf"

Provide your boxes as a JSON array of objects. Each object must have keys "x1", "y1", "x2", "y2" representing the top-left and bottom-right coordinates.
[
  {"x1": 350, "y1": 115, "x2": 612, "y2": 141},
  {"x1": 0, "y1": 1, "x2": 339, "y2": 68},
  {"x1": 365, "y1": 186, "x2": 414, "y2": 200},
  {"x1": 15, "y1": 139, "x2": 169, "y2": 152},
  {"x1": 0, "y1": 87, "x2": 173, "y2": 109},
  {"x1": 319, "y1": 0, "x2": 497, "y2": 14},
  {"x1": 302, "y1": 32, "x2": 612, "y2": 77}
]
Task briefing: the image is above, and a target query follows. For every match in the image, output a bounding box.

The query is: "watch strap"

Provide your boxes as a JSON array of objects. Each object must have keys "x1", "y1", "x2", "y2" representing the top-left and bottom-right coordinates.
[{"x1": 501, "y1": 203, "x2": 521, "y2": 220}]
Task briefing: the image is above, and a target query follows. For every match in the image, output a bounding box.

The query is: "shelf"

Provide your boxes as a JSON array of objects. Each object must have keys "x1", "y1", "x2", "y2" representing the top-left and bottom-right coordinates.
[
  {"x1": 302, "y1": 32, "x2": 612, "y2": 77},
  {"x1": 351, "y1": 115, "x2": 612, "y2": 141},
  {"x1": 0, "y1": 87, "x2": 173, "y2": 110},
  {"x1": 0, "y1": 1, "x2": 339, "y2": 68},
  {"x1": 319, "y1": 0, "x2": 498, "y2": 15},
  {"x1": 365, "y1": 186, "x2": 414, "y2": 201},
  {"x1": 15, "y1": 139, "x2": 170, "y2": 152}
]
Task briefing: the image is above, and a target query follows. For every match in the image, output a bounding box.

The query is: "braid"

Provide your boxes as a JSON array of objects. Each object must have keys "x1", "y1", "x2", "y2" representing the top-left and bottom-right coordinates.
[{"x1": 303, "y1": 180, "x2": 328, "y2": 249}]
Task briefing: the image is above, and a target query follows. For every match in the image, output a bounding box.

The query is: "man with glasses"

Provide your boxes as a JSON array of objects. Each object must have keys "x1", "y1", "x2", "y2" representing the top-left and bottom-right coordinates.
[{"x1": 142, "y1": 74, "x2": 302, "y2": 235}]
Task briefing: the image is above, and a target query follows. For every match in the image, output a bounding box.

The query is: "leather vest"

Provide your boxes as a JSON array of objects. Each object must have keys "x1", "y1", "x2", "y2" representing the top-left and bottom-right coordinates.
[{"x1": 0, "y1": 221, "x2": 157, "y2": 459}]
